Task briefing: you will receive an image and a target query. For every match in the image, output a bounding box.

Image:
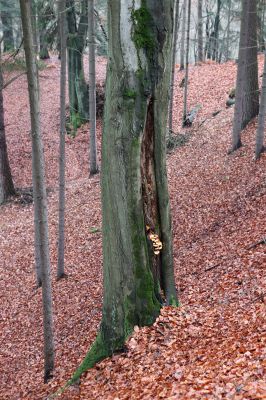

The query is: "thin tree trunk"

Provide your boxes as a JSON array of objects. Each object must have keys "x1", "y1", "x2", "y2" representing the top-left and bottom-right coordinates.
[
  {"x1": 212, "y1": 0, "x2": 221, "y2": 61},
  {"x1": 57, "y1": 0, "x2": 67, "y2": 279},
  {"x1": 30, "y1": 0, "x2": 38, "y2": 55},
  {"x1": 183, "y1": 0, "x2": 191, "y2": 126},
  {"x1": 70, "y1": 0, "x2": 178, "y2": 381},
  {"x1": 226, "y1": 0, "x2": 231, "y2": 61},
  {"x1": 197, "y1": 0, "x2": 203, "y2": 62},
  {"x1": 231, "y1": 0, "x2": 259, "y2": 152},
  {"x1": 88, "y1": 0, "x2": 98, "y2": 175},
  {"x1": 19, "y1": 0, "x2": 54, "y2": 382},
  {"x1": 0, "y1": 51, "x2": 15, "y2": 205},
  {"x1": 0, "y1": 4, "x2": 15, "y2": 52},
  {"x1": 168, "y1": 0, "x2": 180, "y2": 135},
  {"x1": 255, "y1": 50, "x2": 266, "y2": 159},
  {"x1": 180, "y1": 0, "x2": 187, "y2": 70}
]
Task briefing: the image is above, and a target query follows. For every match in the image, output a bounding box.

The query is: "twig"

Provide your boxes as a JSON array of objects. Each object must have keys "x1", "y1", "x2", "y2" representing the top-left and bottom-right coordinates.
[
  {"x1": 205, "y1": 263, "x2": 220, "y2": 272},
  {"x1": 246, "y1": 238, "x2": 266, "y2": 250}
]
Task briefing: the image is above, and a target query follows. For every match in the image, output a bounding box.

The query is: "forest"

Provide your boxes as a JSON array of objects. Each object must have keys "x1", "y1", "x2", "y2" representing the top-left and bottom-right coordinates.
[{"x1": 0, "y1": 0, "x2": 265, "y2": 399}]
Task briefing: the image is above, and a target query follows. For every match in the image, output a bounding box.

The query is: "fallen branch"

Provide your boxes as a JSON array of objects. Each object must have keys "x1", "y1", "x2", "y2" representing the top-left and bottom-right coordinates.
[
  {"x1": 246, "y1": 238, "x2": 266, "y2": 250},
  {"x1": 205, "y1": 263, "x2": 220, "y2": 272}
]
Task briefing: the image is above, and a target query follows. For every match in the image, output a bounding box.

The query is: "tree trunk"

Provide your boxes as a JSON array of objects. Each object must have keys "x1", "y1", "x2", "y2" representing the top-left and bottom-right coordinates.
[
  {"x1": 180, "y1": 0, "x2": 187, "y2": 70},
  {"x1": 211, "y1": 0, "x2": 221, "y2": 61},
  {"x1": 168, "y1": 0, "x2": 180, "y2": 135},
  {"x1": 19, "y1": 0, "x2": 54, "y2": 382},
  {"x1": 197, "y1": 0, "x2": 203, "y2": 62},
  {"x1": 88, "y1": 0, "x2": 98, "y2": 175},
  {"x1": 66, "y1": 0, "x2": 89, "y2": 127},
  {"x1": 231, "y1": 0, "x2": 259, "y2": 152},
  {"x1": 258, "y1": 0, "x2": 265, "y2": 52},
  {"x1": 225, "y1": 0, "x2": 231, "y2": 61},
  {"x1": 182, "y1": 0, "x2": 191, "y2": 126},
  {"x1": 0, "y1": 52, "x2": 15, "y2": 204},
  {"x1": 57, "y1": 0, "x2": 67, "y2": 279},
  {"x1": 30, "y1": 0, "x2": 38, "y2": 54},
  {"x1": 70, "y1": 0, "x2": 178, "y2": 381},
  {"x1": 0, "y1": 3, "x2": 15, "y2": 52},
  {"x1": 255, "y1": 50, "x2": 266, "y2": 159}
]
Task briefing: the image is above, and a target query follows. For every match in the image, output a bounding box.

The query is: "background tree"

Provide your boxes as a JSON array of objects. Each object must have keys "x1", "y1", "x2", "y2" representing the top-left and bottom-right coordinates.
[
  {"x1": 70, "y1": 0, "x2": 178, "y2": 381},
  {"x1": 231, "y1": 0, "x2": 259, "y2": 152},
  {"x1": 197, "y1": 0, "x2": 203, "y2": 62},
  {"x1": 180, "y1": 0, "x2": 187, "y2": 70},
  {"x1": 0, "y1": 0, "x2": 15, "y2": 52},
  {"x1": 66, "y1": 0, "x2": 89, "y2": 128},
  {"x1": 57, "y1": 0, "x2": 67, "y2": 279},
  {"x1": 255, "y1": 50, "x2": 266, "y2": 159},
  {"x1": 0, "y1": 49, "x2": 15, "y2": 204},
  {"x1": 19, "y1": 0, "x2": 54, "y2": 381},
  {"x1": 183, "y1": 0, "x2": 191, "y2": 126},
  {"x1": 88, "y1": 0, "x2": 98, "y2": 175}
]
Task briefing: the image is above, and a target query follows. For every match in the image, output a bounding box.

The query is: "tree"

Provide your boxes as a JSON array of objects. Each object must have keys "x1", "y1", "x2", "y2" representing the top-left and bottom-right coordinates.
[
  {"x1": 19, "y1": 0, "x2": 54, "y2": 381},
  {"x1": 197, "y1": 0, "x2": 203, "y2": 62},
  {"x1": 255, "y1": 50, "x2": 266, "y2": 159},
  {"x1": 70, "y1": 0, "x2": 178, "y2": 381},
  {"x1": 57, "y1": 0, "x2": 67, "y2": 279},
  {"x1": 66, "y1": 0, "x2": 89, "y2": 128},
  {"x1": 211, "y1": 0, "x2": 221, "y2": 61},
  {"x1": 180, "y1": 0, "x2": 187, "y2": 70},
  {"x1": 182, "y1": 0, "x2": 191, "y2": 126},
  {"x1": 168, "y1": 0, "x2": 180, "y2": 135},
  {"x1": 0, "y1": 0, "x2": 15, "y2": 52},
  {"x1": 88, "y1": 0, "x2": 98, "y2": 175},
  {"x1": 0, "y1": 50, "x2": 15, "y2": 204},
  {"x1": 230, "y1": 0, "x2": 259, "y2": 152}
]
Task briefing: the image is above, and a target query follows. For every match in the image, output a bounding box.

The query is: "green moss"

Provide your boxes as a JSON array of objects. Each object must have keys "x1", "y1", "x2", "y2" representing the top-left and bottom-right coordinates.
[
  {"x1": 123, "y1": 89, "x2": 137, "y2": 99},
  {"x1": 168, "y1": 295, "x2": 180, "y2": 307},
  {"x1": 131, "y1": 3, "x2": 155, "y2": 53}
]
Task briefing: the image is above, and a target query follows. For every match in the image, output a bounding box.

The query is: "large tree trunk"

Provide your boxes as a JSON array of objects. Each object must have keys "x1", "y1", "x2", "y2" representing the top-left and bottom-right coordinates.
[
  {"x1": 88, "y1": 0, "x2": 98, "y2": 175},
  {"x1": 0, "y1": 54, "x2": 15, "y2": 204},
  {"x1": 255, "y1": 50, "x2": 266, "y2": 159},
  {"x1": 57, "y1": 0, "x2": 67, "y2": 279},
  {"x1": 70, "y1": 0, "x2": 178, "y2": 380},
  {"x1": 231, "y1": 0, "x2": 259, "y2": 152},
  {"x1": 19, "y1": 0, "x2": 54, "y2": 381},
  {"x1": 197, "y1": 0, "x2": 203, "y2": 62},
  {"x1": 180, "y1": 0, "x2": 187, "y2": 70},
  {"x1": 168, "y1": 0, "x2": 180, "y2": 135},
  {"x1": 66, "y1": 0, "x2": 89, "y2": 127}
]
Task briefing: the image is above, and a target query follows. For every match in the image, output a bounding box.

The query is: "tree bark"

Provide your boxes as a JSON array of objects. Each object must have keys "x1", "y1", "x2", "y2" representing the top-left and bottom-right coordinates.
[
  {"x1": 255, "y1": 50, "x2": 266, "y2": 159},
  {"x1": 66, "y1": 0, "x2": 89, "y2": 127},
  {"x1": 19, "y1": 0, "x2": 54, "y2": 382},
  {"x1": 182, "y1": 0, "x2": 191, "y2": 126},
  {"x1": 88, "y1": 0, "x2": 98, "y2": 175},
  {"x1": 211, "y1": 0, "x2": 221, "y2": 61},
  {"x1": 57, "y1": 0, "x2": 67, "y2": 279},
  {"x1": 168, "y1": 0, "x2": 180, "y2": 135},
  {"x1": 0, "y1": 51, "x2": 15, "y2": 205},
  {"x1": 197, "y1": 0, "x2": 203, "y2": 62},
  {"x1": 231, "y1": 0, "x2": 259, "y2": 152},
  {"x1": 180, "y1": 0, "x2": 187, "y2": 70},
  {"x1": 225, "y1": 0, "x2": 231, "y2": 61},
  {"x1": 70, "y1": 0, "x2": 178, "y2": 381},
  {"x1": 0, "y1": 2, "x2": 15, "y2": 52}
]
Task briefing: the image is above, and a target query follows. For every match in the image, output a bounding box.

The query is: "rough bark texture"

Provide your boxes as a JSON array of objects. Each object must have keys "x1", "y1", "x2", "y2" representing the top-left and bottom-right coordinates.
[
  {"x1": 88, "y1": 0, "x2": 98, "y2": 175},
  {"x1": 255, "y1": 51, "x2": 266, "y2": 159},
  {"x1": 66, "y1": 0, "x2": 89, "y2": 126},
  {"x1": 57, "y1": 0, "x2": 67, "y2": 279},
  {"x1": 180, "y1": 0, "x2": 187, "y2": 70},
  {"x1": 71, "y1": 0, "x2": 178, "y2": 381},
  {"x1": 0, "y1": 54, "x2": 15, "y2": 204},
  {"x1": 168, "y1": 0, "x2": 179, "y2": 134},
  {"x1": 182, "y1": 0, "x2": 191, "y2": 126},
  {"x1": 20, "y1": 0, "x2": 54, "y2": 381},
  {"x1": 197, "y1": 0, "x2": 203, "y2": 62},
  {"x1": 231, "y1": 0, "x2": 259, "y2": 152}
]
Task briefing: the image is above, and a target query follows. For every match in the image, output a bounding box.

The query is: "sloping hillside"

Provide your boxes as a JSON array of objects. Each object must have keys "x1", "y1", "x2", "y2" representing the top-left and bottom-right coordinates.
[{"x1": 0, "y1": 57, "x2": 265, "y2": 400}]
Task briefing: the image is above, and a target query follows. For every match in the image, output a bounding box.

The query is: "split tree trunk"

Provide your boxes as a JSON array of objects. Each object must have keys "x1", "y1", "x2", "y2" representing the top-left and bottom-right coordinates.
[
  {"x1": 88, "y1": 0, "x2": 98, "y2": 175},
  {"x1": 71, "y1": 0, "x2": 178, "y2": 380},
  {"x1": 57, "y1": 0, "x2": 67, "y2": 279},
  {"x1": 168, "y1": 0, "x2": 180, "y2": 135},
  {"x1": 19, "y1": 0, "x2": 54, "y2": 382},
  {"x1": 66, "y1": 0, "x2": 89, "y2": 127},
  {"x1": 0, "y1": 53, "x2": 15, "y2": 204},
  {"x1": 197, "y1": 0, "x2": 203, "y2": 62},
  {"x1": 231, "y1": 0, "x2": 259, "y2": 152},
  {"x1": 255, "y1": 50, "x2": 266, "y2": 159}
]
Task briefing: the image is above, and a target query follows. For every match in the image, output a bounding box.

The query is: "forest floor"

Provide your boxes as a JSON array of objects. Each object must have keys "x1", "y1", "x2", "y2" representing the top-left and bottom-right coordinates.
[{"x1": 0, "y1": 55, "x2": 265, "y2": 400}]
